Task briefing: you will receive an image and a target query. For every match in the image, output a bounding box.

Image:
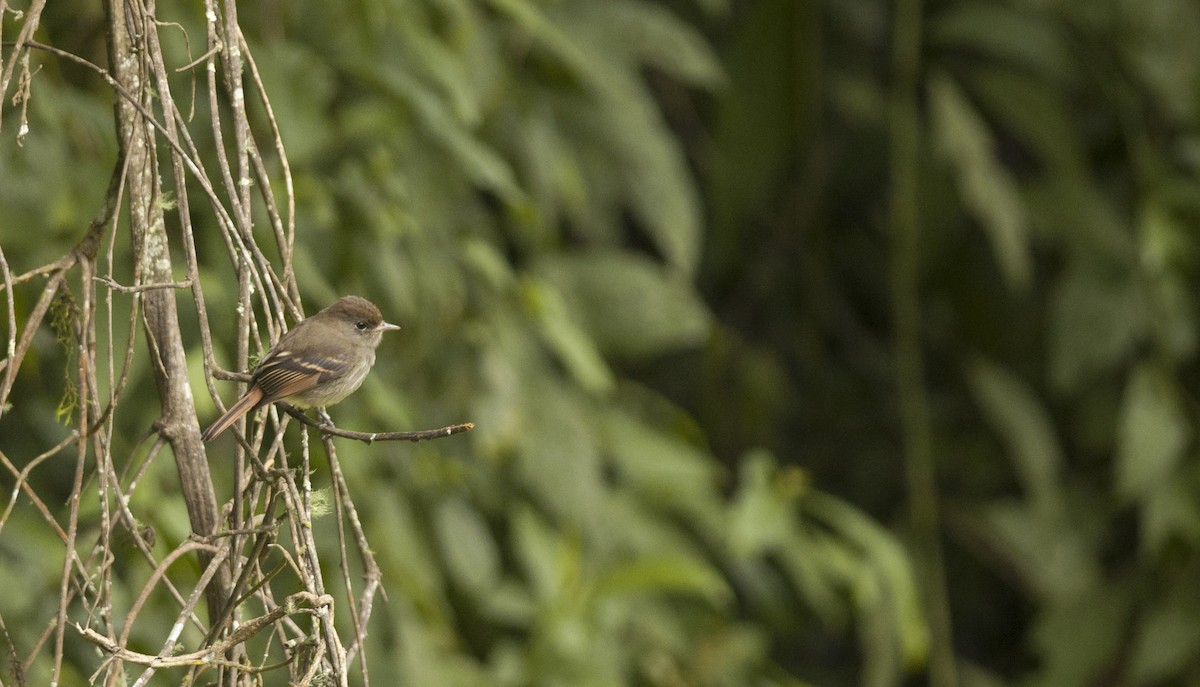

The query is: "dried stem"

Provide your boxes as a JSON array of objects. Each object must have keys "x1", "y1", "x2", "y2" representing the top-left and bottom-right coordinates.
[{"x1": 0, "y1": 2, "x2": 472, "y2": 684}]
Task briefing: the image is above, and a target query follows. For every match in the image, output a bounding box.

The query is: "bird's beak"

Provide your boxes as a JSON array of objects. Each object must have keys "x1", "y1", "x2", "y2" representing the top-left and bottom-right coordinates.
[{"x1": 379, "y1": 321, "x2": 402, "y2": 332}]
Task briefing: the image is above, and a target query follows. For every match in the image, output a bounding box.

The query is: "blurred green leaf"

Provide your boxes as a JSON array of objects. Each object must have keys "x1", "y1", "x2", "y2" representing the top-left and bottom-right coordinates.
[
  {"x1": 522, "y1": 277, "x2": 615, "y2": 394},
  {"x1": 1121, "y1": 0, "x2": 1200, "y2": 122},
  {"x1": 1141, "y1": 472, "x2": 1200, "y2": 553},
  {"x1": 365, "y1": 59, "x2": 523, "y2": 202},
  {"x1": 513, "y1": 379, "x2": 604, "y2": 528},
  {"x1": 596, "y1": 555, "x2": 731, "y2": 607},
  {"x1": 603, "y1": 409, "x2": 719, "y2": 513},
  {"x1": 435, "y1": 497, "x2": 502, "y2": 594},
  {"x1": 392, "y1": 609, "x2": 478, "y2": 687},
  {"x1": 512, "y1": 506, "x2": 572, "y2": 602},
  {"x1": 803, "y1": 491, "x2": 930, "y2": 671},
  {"x1": 1127, "y1": 588, "x2": 1200, "y2": 684},
  {"x1": 371, "y1": 494, "x2": 448, "y2": 613},
  {"x1": 928, "y1": 2, "x2": 1074, "y2": 80},
  {"x1": 1027, "y1": 583, "x2": 1133, "y2": 687},
  {"x1": 969, "y1": 501, "x2": 1098, "y2": 602},
  {"x1": 1048, "y1": 262, "x2": 1145, "y2": 392},
  {"x1": 538, "y1": 251, "x2": 710, "y2": 360},
  {"x1": 966, "y1": 358, "x2": 1062, "y2": 518},
  {"x1": 728, "y1": 451, "x2": 794, "y2": 558},
  {"x1": 929, "y1": 71, "x2": 1032, "y2": 290},
  {"x1": 588, "y1": 1, "x2": 724, "y2": 88},
  {"x1": 1139, "y1": 201, "x2": 1198, "y2": 362},
  {"x1": 1115, "y1": 365, "x2": 1189, "y2": 502},
  {"x1": 708, "y1": 0, "x2": 810, "y2": 275},
  {"x1": 964, "y1": 68, "x2": 1086, "y2": 173},
  {"x1": 490, "y1": 0, "x2": 708, "y2": 273},
  {"x1": 249, "y1": 42, "x2": 338, "y2": 166}
]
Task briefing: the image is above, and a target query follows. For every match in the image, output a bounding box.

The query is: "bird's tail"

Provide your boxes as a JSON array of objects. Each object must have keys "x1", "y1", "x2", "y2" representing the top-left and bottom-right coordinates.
[{"x1": 201, "y1": 386, "x2": 265, "y2": 442}]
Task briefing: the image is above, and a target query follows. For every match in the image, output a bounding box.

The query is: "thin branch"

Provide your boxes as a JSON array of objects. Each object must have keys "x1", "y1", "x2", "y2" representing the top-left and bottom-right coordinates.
[
  {"x1": 280, "y1": 405, "x2": 475, "y2": 443},
  {"x1": 5, "y1": 5, "x2": 456, "y2": 683},
  {"x1": 328, "y1": 439, "x2": 381, "y2": 679},
  {"x1": 131, "y1": 543, "x2": 230, "y2": 687},
  {"x1": 0, "y1": 246, "x2": 14, "y2": 407},
  {"x1": 0, "y1": 0, "x2": 47, "y2": 133},
  {"x1": 94, "y1": 276, "x2": 192, "y2": 293},
  {"x1": 175, "y1": 42, "x2": 221, "y2": 73},
  {"x1": 18, "y1": 39, "x2": 244, "y2": 249},
  {"x1": 77, "y1": 591, "x2": 333, "y2": 669}
]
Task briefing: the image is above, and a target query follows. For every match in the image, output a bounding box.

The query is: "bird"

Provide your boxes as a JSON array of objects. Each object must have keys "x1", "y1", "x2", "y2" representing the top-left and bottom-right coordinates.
[{"x1": 201, "y1": 295, "x2": 400, "y2": 442}]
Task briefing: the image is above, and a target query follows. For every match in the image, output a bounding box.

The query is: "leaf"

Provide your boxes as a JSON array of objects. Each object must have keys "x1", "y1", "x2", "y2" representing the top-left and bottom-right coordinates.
[
  {"x1": 1028, "y1": 583, "x2": 1133, "y2": 687},
  {"x1": 603, "y1": 409, "x2": 719, "y2": 511},
  {"x1": 586, "y1": 1, "x2": 724, "y2": 88},
  {"x1": 928, "y1": 2, "x2": 1075, "y2": 80},
  {"x1": 434, "y1": 498, "x2": 501, "y2": 594},
  {"x1": 966, "y1": 358, "x2": 1063, "y2": 518},
  {"x1": 537, "y1": 251, "x2": 711, "y2": 360},
  {"x1": 461, "y1": 238, "x2": 516, "y2": 291},
  {"x1": 556, "y1": 84, "x2": 704, "y2": 274},
  {"x1": 965, "y1": 68, "x2": 1086, "y2": 173},
  {"x1": 598, "y1": 89, "x2": 703, "y2": 275},
  {"x1": 1025, "y1": 177, "x2": 1134, "y2": 257},
  {"x1": 394, "y1": 610, "x2": 457, "y2": 687},
  {"x1": 728, "y1": 451, "x2": 795, "y2": 558},
  {"x1": 929, "y1": 71, "x2": 1032, "y2": 290},
  {"x1": 596, "y1": 555, "x2": 732, "y2": 607},
  {"x1": 488, "y1": 0, "x2": 705, "y2": 272},
  {"x1": 364, "y1": 60, "x2": 523, "y2": 202},
  {"x1": 956, "y1": 500, "x2": 1097, "y2": 602},
  {"x1": 1115, "y1": 365, "x2": 1189, "y2": 502},
  {"x1": 1127, "y1": 588, "x2": 1200, "y2": 683},
  {"x1": 513, "y1": 379, "x2": 604, "y2": 529},
  {"x1": 521, "y1": 277, "x2": 615, "y2": 394},
  {"x1": 1141, "y1": 475, "x2": 1200, "y2": 554},
  {"x1": 802, "y1": 492, "x2": 930, "y2": 669},
  {"x1": 511, "y1": 506, "x2": 571, "y2": 601},
  {"x1": 1139, "y1": 201, "x2": 1198, "y2": 363},
  {"x1": 1048, "y1": 262, "x2": 1144, "y2": 393},
  {"x1": 397, "y1": 6, "x2": 485, "y2": 126},
  {"x1": 708, "y1": 0, "x2": 812, "y2": 272},
  {"x1": 371, "y1": 495, "x2": 447, "y2": 604}
]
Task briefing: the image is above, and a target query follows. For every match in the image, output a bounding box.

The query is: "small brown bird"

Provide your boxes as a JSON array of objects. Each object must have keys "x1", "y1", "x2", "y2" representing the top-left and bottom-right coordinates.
[{"x1": 201, "y1": 296, "x2": 401, "y2": 442}]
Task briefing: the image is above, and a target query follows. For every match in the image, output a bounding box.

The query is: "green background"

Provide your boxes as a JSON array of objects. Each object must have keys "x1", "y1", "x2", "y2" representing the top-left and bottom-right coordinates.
[{"x1": 3, "y1": 0, "x2": 1200, "y2": 685}]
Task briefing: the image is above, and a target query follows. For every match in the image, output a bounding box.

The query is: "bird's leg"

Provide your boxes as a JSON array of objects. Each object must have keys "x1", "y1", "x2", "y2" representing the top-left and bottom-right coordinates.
[{"x1": 315, "y1": 408, "x2": 335, "y2": 430}]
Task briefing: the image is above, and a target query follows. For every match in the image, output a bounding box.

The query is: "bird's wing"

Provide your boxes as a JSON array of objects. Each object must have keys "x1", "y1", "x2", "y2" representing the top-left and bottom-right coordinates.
[{"x1": 253, "y1": 350, "x2": 351, "y2": 403}]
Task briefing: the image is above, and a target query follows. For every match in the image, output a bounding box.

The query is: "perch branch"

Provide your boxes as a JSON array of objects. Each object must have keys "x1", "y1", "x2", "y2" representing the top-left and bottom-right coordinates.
[{"x1": 279, "y1": 404, "x2": 474, "y2": 443}]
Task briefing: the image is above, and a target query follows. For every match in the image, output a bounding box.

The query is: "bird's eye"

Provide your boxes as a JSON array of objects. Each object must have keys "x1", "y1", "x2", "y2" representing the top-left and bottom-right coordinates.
[{"x1": 355, "y1": 321, "x2": 368, "y2": 331}]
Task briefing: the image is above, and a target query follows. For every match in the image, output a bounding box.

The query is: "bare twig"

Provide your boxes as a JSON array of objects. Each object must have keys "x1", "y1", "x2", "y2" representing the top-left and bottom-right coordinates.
[
  {"x1": 0, "y1": 0, "x2": 47, "y2": 133},
  {"x1": 281, "y1": 404, "x2": 476, "y2": 443},
  {"x1": 78, "y1": 591, "x2": 334, "y2": 669},
  {"x1": 94, "y1": 276, "x2": 192, "y2": 293},
  {"x1": 2, "y1": 3, "x2": 474, "y2": 683},
  {"x1": 0, "y1": 246, "x2": 15, "y2": 407}
]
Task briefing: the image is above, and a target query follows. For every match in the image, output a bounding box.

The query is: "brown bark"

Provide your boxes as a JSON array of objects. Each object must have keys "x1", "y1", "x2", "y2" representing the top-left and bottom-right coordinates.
[{"x1": 103, "y1": 0, "x2": 230, "y2": 621}]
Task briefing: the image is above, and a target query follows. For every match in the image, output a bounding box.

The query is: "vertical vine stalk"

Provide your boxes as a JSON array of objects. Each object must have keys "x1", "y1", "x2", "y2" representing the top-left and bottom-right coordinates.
[
  {"x1": 3, "y1": 0, "x2": 436, "y2": 679},
  {"x1": 103, "y1": 0, "x2": 230, "y2": 628},
  {"x1": 888, "y1": 0, "x2": 959, "y2": 686}
]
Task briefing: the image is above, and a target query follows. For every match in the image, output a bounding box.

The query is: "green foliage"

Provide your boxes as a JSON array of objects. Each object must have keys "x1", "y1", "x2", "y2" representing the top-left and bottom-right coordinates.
[
  {"x1": 0, "y1": 0, "x2": 920, "y2": 685},
  {"x1": 701, "y1": 0, "x2": 1200, "y2": 684},
  {"x1": 929, "y1": 71, "x2": 1031, "y2": 291},
  {"x1": 12, "y1": 0, "x2": 1200, "y2": 683},
  {"x1": 783, "y1": 0, "x2": 1200, "y2": 684}
]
